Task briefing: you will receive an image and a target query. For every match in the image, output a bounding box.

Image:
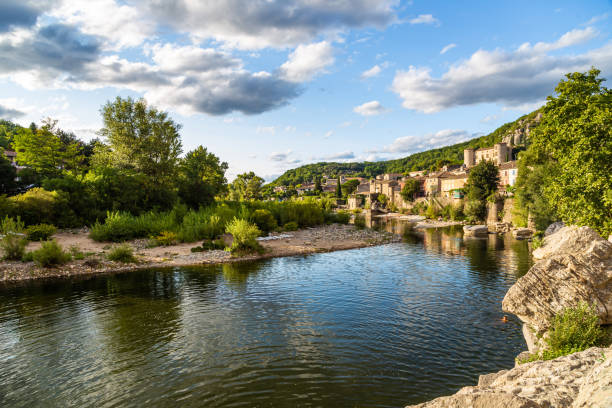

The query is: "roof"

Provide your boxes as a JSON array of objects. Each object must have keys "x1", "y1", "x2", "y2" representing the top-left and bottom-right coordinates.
[
  {"x1": 443, "y1": 173, "x2": 469, "y2": 180},
  {"x1": 498, "y1": 160, "x2": 518, "y2": 170}
]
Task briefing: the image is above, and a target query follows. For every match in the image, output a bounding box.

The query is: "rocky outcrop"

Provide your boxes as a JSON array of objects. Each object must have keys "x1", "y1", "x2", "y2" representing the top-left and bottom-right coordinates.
[
  {"x1": 512, "y1": 228, "x2": 533, "y2": 240},
  {"x1": 463, "y1": 225, "x2": 489, "y2": 237},
  {"x1": 502, "y1": 226, "x2": 612, "y2": 344},
  {"x1": 406, "y1": 346, "x2": 612, "y2": 408},
  {"x1": 544, "y1": 221, "x2": 565, "y2": 236}
]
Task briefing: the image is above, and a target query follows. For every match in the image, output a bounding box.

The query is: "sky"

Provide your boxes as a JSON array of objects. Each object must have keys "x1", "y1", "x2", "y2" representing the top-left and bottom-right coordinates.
[{"x1": 0, "y1": 0, "x2": 611, "y2": 181}]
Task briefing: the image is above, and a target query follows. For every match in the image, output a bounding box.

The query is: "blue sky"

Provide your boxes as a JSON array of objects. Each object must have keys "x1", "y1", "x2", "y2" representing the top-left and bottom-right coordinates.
[{"x1": 1, "y1": 0, "x2": 611, "y2": 180}]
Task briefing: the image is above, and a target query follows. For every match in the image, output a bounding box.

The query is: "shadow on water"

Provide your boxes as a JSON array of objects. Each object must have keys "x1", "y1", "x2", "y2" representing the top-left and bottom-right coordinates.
[{"x1": 0, "y1": 222, "x2": 533, "y2": 408}]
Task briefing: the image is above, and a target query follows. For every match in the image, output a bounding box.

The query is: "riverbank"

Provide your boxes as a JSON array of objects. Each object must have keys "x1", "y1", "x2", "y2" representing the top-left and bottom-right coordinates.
[{"x1": 0, "y1": 224, "x2": 400, "y2": 283}]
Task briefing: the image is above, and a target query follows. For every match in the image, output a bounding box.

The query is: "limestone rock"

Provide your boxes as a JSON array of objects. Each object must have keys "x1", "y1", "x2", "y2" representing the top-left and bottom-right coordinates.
[
  {"x1": 544, "y1": 221, "x2": 565, "y2": 236},
  {"x1": 512, "y1": 228, "x2": 533, "y2": 239},
  {"x1": 406, "y1": 347, "x2": 612, "y2": 408},
  {"x1": 503, "y1": 226, "x2": 612, "y2": 337},
  {"x1": 463, "y1": 225, "x2": 489, "y2": 237}
]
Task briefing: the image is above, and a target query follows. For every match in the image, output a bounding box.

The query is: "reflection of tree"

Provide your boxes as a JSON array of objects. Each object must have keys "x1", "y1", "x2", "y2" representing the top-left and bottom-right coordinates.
[{"x1": 221, "y1": 261, "x2": 262, "y2": 288}]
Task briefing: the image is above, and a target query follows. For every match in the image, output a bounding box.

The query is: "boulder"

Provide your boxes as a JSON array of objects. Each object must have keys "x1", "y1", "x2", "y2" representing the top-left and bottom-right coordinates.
[
  {"x1": 463, "y1": 225, "x2": 489, "y2": 237},
  {"x1": 544, "y1": 221, "x2": 565, "y2": 236},
  {"x1": 503, "y1": 226, "x2": 612, "y2": 339},
  {"x1": 512, "y1": 228, "x2": 533, "y2": 239},
  {"x1": 405, "y1": 347, "x2": 612, "y2": 408}
]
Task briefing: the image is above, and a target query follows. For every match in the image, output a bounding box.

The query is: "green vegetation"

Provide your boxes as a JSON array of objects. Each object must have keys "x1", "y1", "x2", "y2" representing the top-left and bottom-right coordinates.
[
  {"x1": 106, "y1": 244, "x2": 137, "y2": 263},
  {"x1": 25, "y1": 224, "x2": 57, "y2": 241},
  {"x1": 153, "y1": 231, "x2": 179, "y2": 246},
  {"x1": 401, "y1": 178, "x2": 420, "y2": 202},
  {"x1": 464, "y1": 161, "x2": 500, "y2": 221},
  {"x1": 30, "y1": 240, "x2": 72, "y2": 267},
  {"x1": 226, "y1": 218, "x2": 263, "y2": 254},
  {"x1": 282, "y1": 221, "x2": 298, "y2": 231},
  {"x1": 520, "y1": 302, "x2": 606, "y2": 363},
  {"x1": 229, "y1": 172, "x2": 264, "y2": 200},
  {"x1": 0, "y1": 216, "x2": 27, "y2": 260},
  {"x1": 250, "y1": 209, "x2": 278, "y2": 233},
  {"x1": 354, "y1": 214, "x2": 366, "y2": 229}
]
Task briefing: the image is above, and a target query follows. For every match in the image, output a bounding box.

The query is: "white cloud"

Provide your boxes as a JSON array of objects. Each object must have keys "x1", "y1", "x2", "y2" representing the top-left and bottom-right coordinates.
[
  {"x1": 324, "y1": 130, "x2": 333, "y2": 138},
  {"x1": 409, "y1": 14, "x2": 439, "y2": 25},
  {"x1": 361, "y1": 64, "x2": 381, "y2": 78},
  {"x1": 480, "y1": 114, "x2": 499, "y2": 123},
  {"x1": 0, "y1": 103, "x2": 25, "y2": 119},
  {"x1": 583, "y1": 13, "x2": 609, "y2": 26},
  {"x1": 440, "y1": 43, "x2": 456, "y2": 55},
  {"x1": 269, "y1": 151, "x2": 289, "y2": 161},
  {"x1": 280, "y1": 41, "x2": 335, "y2": 82},
  {"x1": 353, "y1": 100, "x2": 387, "y2": 116},
  {"x1": 391, "y1": 27, "x2": 612, "y2": 113},
  {"x1": 368, "y1": 129, "x2": 472, "y2": 154},
  {"x1": 257, "y1": 126, "x2": 276, "y2": 135},
  {"x1": 320, "y1": 151, "x2": 356, "y2": 160}
]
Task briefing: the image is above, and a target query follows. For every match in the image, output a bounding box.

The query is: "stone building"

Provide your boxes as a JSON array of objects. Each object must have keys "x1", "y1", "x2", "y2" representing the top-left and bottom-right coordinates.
[
  {"x1": 440, "y1": 173, "x2": 469, "y2": 198},
  {"x1": 464, "y1": 142, "x2": 511, "y2": 167},
  {"x1": 498, "y1": 161, "x2": 518, "y2": 187}
]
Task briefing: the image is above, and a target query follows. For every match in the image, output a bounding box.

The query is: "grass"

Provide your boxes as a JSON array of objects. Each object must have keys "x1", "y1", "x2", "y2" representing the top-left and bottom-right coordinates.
[
  {"x1": 106, "y1": 244, "x2": 137, "y2": 263},
  {"x1": 518, "y1": 302, "x2": 607, "y2": 363}
]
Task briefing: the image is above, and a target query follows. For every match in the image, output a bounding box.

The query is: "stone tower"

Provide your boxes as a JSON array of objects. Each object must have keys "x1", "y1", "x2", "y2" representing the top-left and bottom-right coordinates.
[
  {"x1": 464, "y1": 148, "x2": 475, "y2": 167},
  {"x1": 493, "y1": 143, "x2": 510, "y2": 164}
]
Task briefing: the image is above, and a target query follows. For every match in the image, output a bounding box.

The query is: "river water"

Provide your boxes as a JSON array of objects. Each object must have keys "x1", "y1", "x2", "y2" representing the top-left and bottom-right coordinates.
[{"x1": 0, "y1": 226, "x2": 531, "y2": 407}]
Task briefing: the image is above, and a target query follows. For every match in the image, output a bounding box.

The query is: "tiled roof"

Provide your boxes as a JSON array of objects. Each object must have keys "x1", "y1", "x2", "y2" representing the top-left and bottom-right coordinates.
[{"x1": 498, "y1": 161, "x2": 518, "y2": 170}]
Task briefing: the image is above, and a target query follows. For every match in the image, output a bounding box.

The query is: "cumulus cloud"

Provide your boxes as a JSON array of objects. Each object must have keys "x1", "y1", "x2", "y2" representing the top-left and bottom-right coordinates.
[
  {"x1": 142, "y1": 0, "x2": 399, "y2": 49},
  {"x1": 0, "y1": 103, "x2": 25, "y2": 119},
  {"x1": 391, "y1": 27, "x2": 611, "y2": 113},
  {"x1": 368, "y1": 129, "x2": 472, "y2": 154},
  {"x1": 440, "y1": 43, "x2": 456, "y2": 54},
  {"x1": 409, "y1": 14, "x2": 439, "y2": 25},
  {"x1": 321, "y1": 151, "x2": 356, "y2": 160},
  {"x1": 280, "y1": 41, "x2": 334, "y2": 82},
  {"x1": 353, "y1": 100, "x2": 387, "y2": 116},
  {"x1": 361, "y1": 64, "x2": 381, "y2": 78}
]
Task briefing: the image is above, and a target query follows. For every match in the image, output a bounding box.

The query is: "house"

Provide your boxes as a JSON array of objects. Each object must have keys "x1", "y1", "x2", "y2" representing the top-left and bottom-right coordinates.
[
  {"x1": 3, "y1": 150, "x2": 17, "y2": 167},
  {"x1": 440, "y1": 173, "x2": 469, "y2": 198},
  {"x1": 296, "y1": 183, "x2": 316, "y2": 195},
  {"x1": 464, "y1": 142, "x2": 511, "y2": 167},
  {"x1": 408, "y1": 170, "x2": 425, "y2": 177},
  {"x1": 498, "y1": 161, "x2": 518, "y2": 187},
  {"x1": 273, "y1": 186, "x2": 287, "y2": 193},
  {"x1": 424, "y1": 171, "x2": 447, "y2": 196}
]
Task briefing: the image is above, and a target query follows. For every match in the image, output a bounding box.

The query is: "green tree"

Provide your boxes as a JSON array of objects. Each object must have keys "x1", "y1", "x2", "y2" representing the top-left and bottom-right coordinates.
[
  {"x1": 341, "y1": 179, "x2": 360, "y2": 196},
  {"x1": 99, "y1": 97, "x2": 183, "y2": 186},
  {"x1": 229, "y1": 172, "x2": 264, "y2": 200},
  {"x1": 178, "y1": 146, "x2": 228, "y2": 208},
  {"x1": 0, "y1": 152, "x2": 17, "y2": 194},
  {"x1": 335, "y1": 177, "x2": 342, "y2": 198},
  {"x1": 521, "y1": 68, "x2": 612, "y2": 236},
  {"x1": 314, "y1": 177, "x2": 322, "y2": 193},
  {"x1": 401, "y1": 178, "x2": 420, "y2": 201},
  {"x1": 464, "y1": 161, "x2": 499, "y2": 220}
]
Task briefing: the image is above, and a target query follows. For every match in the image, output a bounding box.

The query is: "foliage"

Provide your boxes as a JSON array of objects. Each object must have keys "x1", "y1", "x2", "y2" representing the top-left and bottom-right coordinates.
[
  {"x1": 250, "y1": 209, "x2": 277, "y2": 233},
  {"x1": 0, "y1": 233, "x2": 27, "y2": 260},
  {"x1": 191, "y1": 238, "x2": 226, "y2": 252},
  {"x1": 30, "y1": 240, "x2": 72, "y2": 267},
  {"x1": 518, "y1": 68, "x2": 612, "y2": 236},
  {"x1": 464, "y1": 161, "x2": 500, "y2": 220},
  {"x1": 326, "y1": 210, "x2": 351, "y2": 224},
  {"x1": 401, "y1": 178, "x2": 421, "y2": 201},
  {"x1": 106, "y1": 244, "x2": 137, "y2": 263},
  {"x1": 226, "y1": 218, "x2": 262, "y2": 254},
  {"x1": 229, "y1": 172, "x2": 264, "y2": 200},
  {"x1": 282, "y1": 221, "x2": 298, "y2": 231},
  {"x1": 0, "y1": 216, "x2": 24, "y2": 234},
  {"x1": 353, "y1": 214, "x2": 366, "y2": 229},
  {"x1": 0, "y1": 152, "x2": 17, "y2": 194},
  {"x1": 335, "y1": 177, "x2": 342, "y2": 198},
  {"x1": 178, "y1": 146, "x2": 228, "y2": 208},
  {"x1": 69, "y1": 245, "x2": 85, "y2": 260},
  {"x1": 90, "y1": 210, "x2": 175, "y2": 242},
  {"x1": 521, "y1": 302, "x2": 606, "y2": 363},
  {"x1": 25, "y1": 224, "x2": 57, "y2": 241},
  {"x1": 154, "y1": 231, "x2": 179, "y2": 246},
  {"x1": 425, "y1": 203, "x2": 439, "y2": 219},
  {"x1": 341, "y1": 179, "x2": 360, "y2": 196}
]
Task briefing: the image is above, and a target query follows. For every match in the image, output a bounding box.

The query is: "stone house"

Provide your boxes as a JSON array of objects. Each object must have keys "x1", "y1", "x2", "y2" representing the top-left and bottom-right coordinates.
[
  {"x1": 498, "y1": 161, "x2": 518, "y2": 187},
  {"x1": 464, "y1": 142, "x2": 511, "y2": 167},
  {"x1": 440, "y1": 173, "x2": 469, "y2": 198}
]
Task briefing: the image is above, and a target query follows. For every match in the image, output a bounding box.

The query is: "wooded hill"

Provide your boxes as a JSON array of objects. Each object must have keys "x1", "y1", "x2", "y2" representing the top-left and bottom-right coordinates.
[{"x1": 271, "y1": 110, "x2": 541, "y2": 186}]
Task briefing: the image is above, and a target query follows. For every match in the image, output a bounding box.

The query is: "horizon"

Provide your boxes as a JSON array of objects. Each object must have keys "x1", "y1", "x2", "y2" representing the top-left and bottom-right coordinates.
[{"x1": 0, "y1": 1, "x2": 611, "y2": 181}]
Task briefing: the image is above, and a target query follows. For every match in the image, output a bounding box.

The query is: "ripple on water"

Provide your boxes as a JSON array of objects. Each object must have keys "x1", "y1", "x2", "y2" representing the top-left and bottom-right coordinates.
[{"x1": 0, "y1": 229, "x2": 530, "y2": 408}]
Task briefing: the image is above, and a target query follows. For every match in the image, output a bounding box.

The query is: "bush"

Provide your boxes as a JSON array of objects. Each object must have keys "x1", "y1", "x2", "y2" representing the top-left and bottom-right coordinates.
[
  {"x1": 106, "y1": 244, "x2": 137, "y2": 263},
  {"x1": 520, "y1": 302, "x2": 606, "y2": 363},
  {"x1": 154, "y1": 231, "x2": 178, "y2": 246},
  {"x1": 69, "y1": 245, "x2": 85, "y2": 260},
  {"x1": 1, "y1": 233, "x2": 27, "y2": 260},
  {"x1": 191, "y1": 238, "x2": 226, "y2": 252},
  {"x1": 31, "y1": 240, "x2": 72, "y2": 267},
  {"x1": 326, "y1": 210, "x2": 351, "y2": 224},
  {"x1": 90, "y1": 211, "x2": 174, "y2": 242},
  {"x1": 425, "y1": 204, "x2": 439, "y2": 219},
  {"x1": 283, "y1": 221, "x2": 298, "y2": 231},
  {"x1": 226, "y1": 218, "x2": 262, "y2": 254},
  {"x1": 250, "y1": 209, "x2": 278, "y2": 234},
  {"x1": 354, "y1": 214, "x2": 366, "y2": 229},
  {"x1": 1, "y1": 216, "x2": 24, "y2": 234},
  {"x1": 26, "y1": 224, "x2": 57, "y2": 241}
]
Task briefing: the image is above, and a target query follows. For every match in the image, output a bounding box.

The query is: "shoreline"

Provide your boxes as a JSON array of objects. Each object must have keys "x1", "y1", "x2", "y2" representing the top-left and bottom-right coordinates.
[{"x1": 1, "y1": 224, "x2": 401, "y2": 284}]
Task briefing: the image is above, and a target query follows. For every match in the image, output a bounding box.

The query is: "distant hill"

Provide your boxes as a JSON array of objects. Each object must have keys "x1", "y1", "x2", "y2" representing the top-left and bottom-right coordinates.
[{"x1": 271, "y1": 110, "x2": 541, "y2": 186}]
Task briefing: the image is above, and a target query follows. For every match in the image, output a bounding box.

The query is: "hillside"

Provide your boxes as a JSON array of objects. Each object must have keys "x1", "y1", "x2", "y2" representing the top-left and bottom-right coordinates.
[{"x1": 271, "y1": 110, "x2": 541, "y2": 186}]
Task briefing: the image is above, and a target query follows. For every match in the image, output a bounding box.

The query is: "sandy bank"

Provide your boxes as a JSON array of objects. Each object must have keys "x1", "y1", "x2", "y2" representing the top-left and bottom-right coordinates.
[{"x1": 0, "y1": 224, "x2": 400, "y2": 283}]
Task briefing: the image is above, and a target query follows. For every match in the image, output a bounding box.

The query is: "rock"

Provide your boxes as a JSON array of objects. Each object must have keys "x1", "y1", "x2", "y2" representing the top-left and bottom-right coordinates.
[
  {"x1": 512, "y1": 228, "x2": 533, "y2": 239},
  {"x1": 503, "y1": 226, "x2": 612, "y2": 338},
  {"x1": 463, "y1": 225, "x2": 489, "y2": 237},
  {"x1": 493, "y1": 222, "x2": 512, "y2": 233},
  {"x1": 544, "y1": 221, "x2": 565, "y2": 236},
  {"x1": 405, "y1": 347, "x2": 612, "y2": 408}
]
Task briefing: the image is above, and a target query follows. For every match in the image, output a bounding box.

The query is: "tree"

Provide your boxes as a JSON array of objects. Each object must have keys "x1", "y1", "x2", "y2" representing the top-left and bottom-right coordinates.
[
  {"x1": 229, "y1": 172, "x2": 264, "y2": 200},
  {"x1": 341, "y1": 179, "x2": 360, "y2": 196},
  {"x1": 0, "y1": 152, "x2": 16, "y2": 194},
  {"x1": 464, "y1": 161, "x2": 499, "y2": 220},
  {"x1": 99, "y1": 97, "x2": 182, "y2": 186},
  {"x1": 400, "y1": 178, "x2": 420, "y2": 201},
  {"x1": 178, "y1": 146, "x2": 228, "y2": 208},
  {"x1": 520, "y1": 68, "x2": 612, "y2": 236},
  {"x1": 335, "y1": 177, "x2": 342, "y2": 198},
  {"x1": 314, "y1": 177, "x2": 322, "y2": 193}
]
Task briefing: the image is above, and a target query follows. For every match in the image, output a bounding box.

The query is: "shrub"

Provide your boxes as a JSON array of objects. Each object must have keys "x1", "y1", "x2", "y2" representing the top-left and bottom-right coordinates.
[
  {"x1": 154, "y1": 231, "x2": 178, "y2": 246},
  {"x1": 283, "y1": 221, "x2": 298, "y2": 231},
  {"x1": 1, "y1": 216, "x2": 24, "y2": 234},
  {"x1": 354, "y1": 214, "x2": 366, "y2": 229},
  {"x1": 106, "y1": 244, "x2": 137, "y2": 263},
  {"x1": 326, "y1": 210, "x2": 351, "y2": 224},
  {"x1": 191, "y1": 238, "x2": 226, "y2": 252},
  {"x1": 520, "y1": 302, "x2": 606, "y2": 363},
  {"x1": 69, "y1": 245, "x2": 85, "y2": 260},
  {"x1": 31, "y1": 240, "x2": 72, "y2": 267},
  {"x1": 90, "y1": 211, "x2": 174, "y2": 242},
  {"x1": 250, "y1": 209, "x2": 277, "y2": 233},
  {"x1": 226, "y1": 218, "x2": 262, "y2": 254},
  {"x1": 1, "y1": 232, "x2": 27, "y2": 260},
  {"x1": 9, "y1": 188, "x2": 77, "y2": 227},
  {"x1": 425, "y1": 204, "x2": 439, "y2": 219},
  {"x1": 26, "y1": 224, "x2": 57, "y2": 241}
]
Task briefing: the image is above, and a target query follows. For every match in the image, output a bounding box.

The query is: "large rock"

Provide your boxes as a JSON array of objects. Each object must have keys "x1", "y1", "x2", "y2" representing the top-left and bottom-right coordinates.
[
  {"x1": 463, "y1": 225, "x2": 489, "y2": 237},
  {"x1": 512, "y1": 228, "x2": 533, "y2": 240},
  {"x1": 406, "y1": 347, "x2": 612, "y2": 408},
  {"x1": 503, "y1": 226, "x2": 612, "y2": 341},
  {"x1": 544, "y1": 221, "x2": 565, "y2": 236}
]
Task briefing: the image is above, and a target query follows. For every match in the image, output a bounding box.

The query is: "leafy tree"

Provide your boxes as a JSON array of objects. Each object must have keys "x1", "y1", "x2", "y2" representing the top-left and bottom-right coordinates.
[
  {"x1": 99, "y1": 97, "x2": 183, "y2": 186},
  {"x1": 401, "y1": 178, "x2": 420, "y2": 201},
  {"x1": 178, "y1": 146, "x2": 228, "y2": 208},
  {"x1": 464, "y1": 161, "x2": 499, "y2": 220},
  {"x1": 229, "y1": 172, "x2": 264, "y2": 200},
  {"x1": 0, "y1": 152, "x2": 16, "y2": 194},
  {"x1": 314, "y1": 177, "x2": 322, "y2": 193},
  {"x1": 522, "y1": 68, "x2": 611, "y2": 236},
  {"x1": 341, "y1": 179, "x2": 360, "y2": 196},
  {"x1": 335, "y1": 177, "x2": 342, "y2": 198}
]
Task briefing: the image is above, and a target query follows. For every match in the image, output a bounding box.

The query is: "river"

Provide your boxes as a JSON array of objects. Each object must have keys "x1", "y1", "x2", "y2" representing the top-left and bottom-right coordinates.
[{"x1": 0, "y1": 226, "x2": 532, "y2": 407}]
